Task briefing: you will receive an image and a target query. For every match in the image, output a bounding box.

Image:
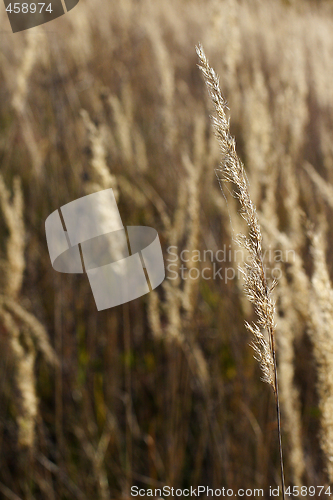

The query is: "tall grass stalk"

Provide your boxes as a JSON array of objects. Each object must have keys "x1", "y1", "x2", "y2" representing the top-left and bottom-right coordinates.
[{"x1": 196, "y1": 44, "x2": 286, "y2": 498}]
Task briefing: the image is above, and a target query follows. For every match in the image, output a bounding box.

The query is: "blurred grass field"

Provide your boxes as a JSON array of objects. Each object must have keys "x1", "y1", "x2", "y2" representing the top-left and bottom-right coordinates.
[{"x1": 1, "y1": 0, "x2": 333, "y2": 498}]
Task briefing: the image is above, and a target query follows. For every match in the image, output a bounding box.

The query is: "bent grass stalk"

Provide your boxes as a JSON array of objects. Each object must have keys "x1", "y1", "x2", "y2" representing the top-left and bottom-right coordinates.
[{"x1": 196, "y1": 44, "x2": 286, "y2": 498}]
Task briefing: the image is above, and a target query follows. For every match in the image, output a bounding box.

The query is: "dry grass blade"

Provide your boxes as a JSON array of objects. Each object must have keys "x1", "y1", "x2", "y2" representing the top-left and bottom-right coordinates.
[
  {"x1": 196, "y1": 43, "x2": 276, "y2": 390},
  {"x1": 0, "y1": 174, "x2": 57, "y2": 448},
  {"x1": 309, "y1": 228, "x2": 333, "y2": 483},
  {"x1": 304, "y1": 162, "x2": 333, "y2": 209},
  {"x1": 196, "y1": 43, "x2": 286, "y2": 497}
]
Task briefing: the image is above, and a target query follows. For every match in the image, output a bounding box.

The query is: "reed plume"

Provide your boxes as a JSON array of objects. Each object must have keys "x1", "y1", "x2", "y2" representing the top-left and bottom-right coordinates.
[
  {"x1": 196, "y1": 43, "x2": 285, "y2": 497},
  {"x1": 0, "y1": 174, "x2": 57, "y2": 448},
  {"x1": 309, "y1": 227, "x2": 333, "y2": 482}
]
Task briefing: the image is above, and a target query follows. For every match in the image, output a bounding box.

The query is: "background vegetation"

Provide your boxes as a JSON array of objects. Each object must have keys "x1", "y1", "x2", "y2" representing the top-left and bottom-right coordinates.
[{"x1": 1, "y1": 0, "x2": 333, "y2": 497}]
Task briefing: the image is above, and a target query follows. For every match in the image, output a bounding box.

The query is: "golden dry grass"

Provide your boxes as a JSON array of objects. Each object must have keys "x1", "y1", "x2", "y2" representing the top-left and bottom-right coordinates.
[{"x1": 1, "y1": 0, "x2": 333, "y2": 498}]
